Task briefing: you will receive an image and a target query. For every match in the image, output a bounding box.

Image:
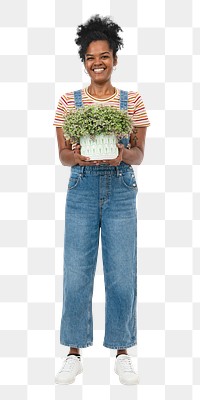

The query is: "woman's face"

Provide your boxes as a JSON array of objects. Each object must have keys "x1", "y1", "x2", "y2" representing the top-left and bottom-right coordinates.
[{"x1": 84, "y1": 40, "x2": 117, "y2": 84}]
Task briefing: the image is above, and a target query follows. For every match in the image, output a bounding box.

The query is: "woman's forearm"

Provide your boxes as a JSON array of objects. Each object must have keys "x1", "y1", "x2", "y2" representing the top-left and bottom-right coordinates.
[
  {"x1": 59, "y1": 148, "x2": 78, "y2": 166},
  {"x1": 59, "y1": 146, "x2": 144, "y2": 167},
  {"x1": 122, "y1": 147, "x2": 144, "y2": 165}
]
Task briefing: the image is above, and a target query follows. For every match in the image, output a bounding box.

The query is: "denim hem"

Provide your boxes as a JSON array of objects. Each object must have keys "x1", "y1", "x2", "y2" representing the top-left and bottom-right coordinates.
[
  {"x1": 60, "y1": 341, "x2": 93, "y2": 348},
  {"x1": 103, "y1": 342, "x2": 137, "y2": 349}
]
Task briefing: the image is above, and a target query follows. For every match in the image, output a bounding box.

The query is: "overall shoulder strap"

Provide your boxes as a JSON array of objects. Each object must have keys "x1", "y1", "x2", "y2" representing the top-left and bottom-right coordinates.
[
  {"x1": 119, "y1": 90, "x2": 128, "y2": 110},
  {"x1": 74, "y1": 89, "x2": 83, "y2": 108},
  {"x1": 118, "y1": 90, "x2": 130, "y2": 149}
]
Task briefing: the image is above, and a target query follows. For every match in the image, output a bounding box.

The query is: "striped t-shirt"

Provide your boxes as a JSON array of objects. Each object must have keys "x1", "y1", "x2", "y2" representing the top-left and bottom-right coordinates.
[
  {"x1": 53, "y1": 88, "x2": 150, "y2": 127},
  {"x1": 53, "y1": 87, "x2": 150, "y2": 148}
]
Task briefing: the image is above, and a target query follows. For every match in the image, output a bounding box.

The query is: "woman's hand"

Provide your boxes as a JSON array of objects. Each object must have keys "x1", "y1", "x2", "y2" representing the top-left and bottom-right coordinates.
[
  {"x1": 101, "y1": 143, "x2": 124, "y2": 166},
  {"x1": 73, "y1": 143, "x2": 124, "y2": 166},
  {"x1": 73, "y1": 144, "x2": 102, "y2": 166}
]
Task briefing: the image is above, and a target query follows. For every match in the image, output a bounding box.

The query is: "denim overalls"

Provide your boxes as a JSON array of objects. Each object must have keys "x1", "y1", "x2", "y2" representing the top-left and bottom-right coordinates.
[{"x1": 60, "y1": 89, "x2": 138, "y2": 349}]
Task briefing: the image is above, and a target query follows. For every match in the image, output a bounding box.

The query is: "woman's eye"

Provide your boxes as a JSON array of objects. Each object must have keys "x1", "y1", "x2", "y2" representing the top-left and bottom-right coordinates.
[{"x1": 86, "y1": 56, "x2": 108, "y2": 60}]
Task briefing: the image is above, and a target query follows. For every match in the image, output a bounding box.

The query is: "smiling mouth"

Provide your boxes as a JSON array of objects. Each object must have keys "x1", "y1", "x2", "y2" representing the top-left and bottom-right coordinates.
[{"x1": 92, "y1": 68, "x2": 106, "y2": 74}]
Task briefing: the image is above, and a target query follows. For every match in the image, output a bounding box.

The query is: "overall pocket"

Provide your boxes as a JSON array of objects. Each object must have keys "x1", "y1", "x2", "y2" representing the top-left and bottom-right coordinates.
[
  {"x1": 120, "y1": 169, "x2": 138, "y2": 190},
  {"x1": 67, "y1": 172, "x2": 81, "y2": 190}
]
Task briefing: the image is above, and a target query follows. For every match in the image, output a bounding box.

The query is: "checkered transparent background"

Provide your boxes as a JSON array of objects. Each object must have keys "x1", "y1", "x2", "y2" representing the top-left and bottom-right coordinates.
[{"x1": 0, "y1": 0, "x2": 199, "y2": 399}]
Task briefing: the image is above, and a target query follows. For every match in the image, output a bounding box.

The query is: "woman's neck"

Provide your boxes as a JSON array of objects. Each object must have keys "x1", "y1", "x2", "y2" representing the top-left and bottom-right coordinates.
[{"x1": 87, "y1": 83, "x2": 115, "y2": 98}]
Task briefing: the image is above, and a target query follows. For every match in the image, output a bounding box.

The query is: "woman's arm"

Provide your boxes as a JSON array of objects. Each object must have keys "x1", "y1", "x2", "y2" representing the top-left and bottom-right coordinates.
[
  {"x1": 56, "y1": 127, "x2": 101, "y2": 167},
  {"x1": 56, "y1": 127, "x2": 77, "y2": 166},
  {"x1": 122, "y1": 126, "x2": 147, "y2": 165}
]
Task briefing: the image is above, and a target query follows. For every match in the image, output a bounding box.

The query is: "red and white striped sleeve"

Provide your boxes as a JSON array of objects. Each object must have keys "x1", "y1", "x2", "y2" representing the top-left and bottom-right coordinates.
[
  {"x1": 53, "y1": 94, "x2": 68, "y2": 127},
  {"x1": 128, "y1": 91, "x2": 150, "y2": 127}
]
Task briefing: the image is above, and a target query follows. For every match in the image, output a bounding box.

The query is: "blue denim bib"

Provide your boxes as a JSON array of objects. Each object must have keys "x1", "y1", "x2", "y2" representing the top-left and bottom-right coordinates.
[{"x1": 73, "y1": 89, "x2": 130, "y2": 149}]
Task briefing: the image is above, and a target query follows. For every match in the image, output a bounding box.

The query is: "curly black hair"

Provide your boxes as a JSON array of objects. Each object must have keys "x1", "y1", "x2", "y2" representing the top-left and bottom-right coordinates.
[{"x1": 75, "y1": 14, "x2": 124, "y2": 62}]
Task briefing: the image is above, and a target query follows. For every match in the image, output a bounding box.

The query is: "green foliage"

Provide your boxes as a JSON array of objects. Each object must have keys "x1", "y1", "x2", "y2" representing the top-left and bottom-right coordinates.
[{"x1": 62, "y1": 105, "x2": 133, "y2": 144}]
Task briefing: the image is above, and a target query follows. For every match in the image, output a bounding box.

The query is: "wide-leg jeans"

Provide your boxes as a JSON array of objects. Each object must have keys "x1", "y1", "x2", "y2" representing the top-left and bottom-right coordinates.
[{"x1": 60, "y1": 162, "x2": 138, "y2": 349}]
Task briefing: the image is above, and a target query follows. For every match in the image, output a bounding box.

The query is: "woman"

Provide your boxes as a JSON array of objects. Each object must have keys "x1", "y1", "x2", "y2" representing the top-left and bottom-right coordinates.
[{"x1": 53, "y1": 14, "x2": 150, "y2": 385}]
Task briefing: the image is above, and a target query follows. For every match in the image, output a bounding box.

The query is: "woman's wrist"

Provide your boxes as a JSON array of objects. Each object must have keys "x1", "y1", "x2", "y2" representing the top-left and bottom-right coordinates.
[
  {"x1": 59, "y1": 148, "x2": 78, "y2": 166},
  {"x1": 122, "y1": 146, "x2": 143, "y2": 165}
]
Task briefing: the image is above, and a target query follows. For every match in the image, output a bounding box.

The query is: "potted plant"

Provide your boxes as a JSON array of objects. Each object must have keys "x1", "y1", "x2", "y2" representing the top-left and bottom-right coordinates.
[{"x1": 62, "y1": 104, "x2": 133, "y2": 160}]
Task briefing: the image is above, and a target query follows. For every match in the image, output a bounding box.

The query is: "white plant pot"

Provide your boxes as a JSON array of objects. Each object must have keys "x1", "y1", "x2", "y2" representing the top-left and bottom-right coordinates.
[{"x1": 80, "y1": 134, "x2": 118, "y2": 160}]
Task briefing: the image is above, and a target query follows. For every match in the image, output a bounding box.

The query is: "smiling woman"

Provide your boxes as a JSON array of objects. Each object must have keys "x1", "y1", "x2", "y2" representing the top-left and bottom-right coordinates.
[
  {"x1": 74, "y1": 14, "x2": 122, "y2": 102},
  {"x1": 53, "y1": 14, "x2": 150, "y2": 386},
  {"x1": 84, "y1": 41, "x2": 117, "y2": 95}
]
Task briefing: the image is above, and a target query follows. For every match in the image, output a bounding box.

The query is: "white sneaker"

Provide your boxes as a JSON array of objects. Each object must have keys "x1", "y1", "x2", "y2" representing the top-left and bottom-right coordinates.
[
  {"x1": 55, "y1": 355, "x2": 83, "y2": 385},
  {"x1": 114, "y1": 354, "x2": 139, "y2": 385}
]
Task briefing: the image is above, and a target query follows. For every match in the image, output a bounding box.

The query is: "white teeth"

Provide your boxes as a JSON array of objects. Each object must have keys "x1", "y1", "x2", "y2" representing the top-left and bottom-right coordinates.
[{"x1": 93, "y1": 68, "x2": 105, "y2": 72}]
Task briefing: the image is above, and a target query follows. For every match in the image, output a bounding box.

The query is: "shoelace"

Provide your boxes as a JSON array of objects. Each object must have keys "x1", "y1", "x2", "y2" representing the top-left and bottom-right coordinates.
[
  {"x1": 59, "y1": 357, "x2": 78, "y2": 373},
  {"x1": 117, "y1": 355, "x2": 136, "y2": 373}
]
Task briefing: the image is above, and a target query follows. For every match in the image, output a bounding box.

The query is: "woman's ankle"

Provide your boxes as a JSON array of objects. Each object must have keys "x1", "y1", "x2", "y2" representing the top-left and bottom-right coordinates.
[
  {"x1": 117, "y1": 349, "x2": 128, "y2": 355},
  {"x1": 69, "y1": 347, "x2": 80, "y2": 355}
]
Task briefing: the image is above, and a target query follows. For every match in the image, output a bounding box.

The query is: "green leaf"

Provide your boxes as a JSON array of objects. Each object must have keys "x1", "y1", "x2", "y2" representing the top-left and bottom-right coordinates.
[{"x1": 62, "y1": 104, "x2": 134, "y2": 142}]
